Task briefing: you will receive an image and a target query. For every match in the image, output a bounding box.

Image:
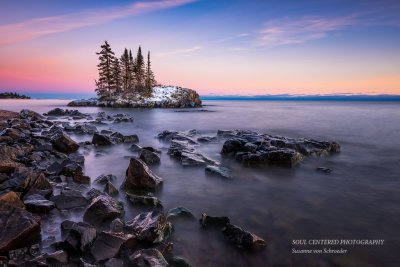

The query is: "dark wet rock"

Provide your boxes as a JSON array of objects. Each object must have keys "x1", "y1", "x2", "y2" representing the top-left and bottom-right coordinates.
[
  {"x1": 166, "y1": 207, "x2": 195, "y2": 220},
  {"x1": 62, "y1": 220, "x2": 97, "y2": 252},
  {"x1": 200, "y1": 213, "x2": 230, "y2": 227},
  {"x1": 3, "y1": 128, "x2": 25, "y2": 140},
  {"x1": 46, "y1": 250, "x2": 68, "y2": 266},
  {"x1": 100, "y1": 129, "x2": 113, "y2": 135},
  {"x1": 41, "y1": 236, "x2": 56, "y2": 248},
  {"x1": 32, "y1": 138, "x2": 53, "y2": 152},
  {"x1": 67, "y1": 98, "x2": 98, "y2": 107},
  {"x1": 197, "y1": 136, "x2": 218, "y2": 143},
  {"x1": 51, "y1": 189, "x2": 89, "y2": 210},
  {"x1": 222, "y1": 223, "x2": 266, "y2": 250},
  {"x1": 104, "y1": 182, "x2": 118, "y2": 196},
  {"x1": 0, "y1": 202, "x2": 41, "y2": 254},
  {"x1": 50, "y1": 132, "x2": 79, "y2": 153},
  {"x1": 110, "y1": 132, "x2": 124, "y2": 142},
  {"x1": 169, "y1": 256, "x2": 194, "y2": 267},
  {"x1": 158, "y1": 130, "x2": 197, "y2": 144},
  {"x1": 122, "y1": 158, "x2": 163, "y2": 189},
  {"x1": 75, "y1": 123, "x2": 98, "y2": 134},
  {"x1": 46, "y1": 108, "x2": 66, "y2": 116},
  {"x1": 90, "y1": 231, "x2": 136, "y2": 262},
  {"x1": 130, "y1": 143, "x2": 142, "y2": 152},
  {"x1": 58, "y1": 158, "x2": 83, "y2": 179},
  {"x1": 317, "y1": 167, "x2": 332, "y2": 173},
  {"x1": 74, "y1": 175, "x2": 90, "y2": 184},
  {"x1": 0, "y1": 144, "x2": 28, "y2": 173},
  {"x1": 129, "y1": 248, "x2": 168, "y2": 267},
  {"x1": 126, "y1": 193, "x2": 162, "y2": 207},
  {"x1": 123, "y1": 134, "x2": 139, "y2": 143},
  {"x1": 223, "y1": 131, "x2": 340, "y2": 167},
  {"x1": 110, "y1": 218, "x2": 124, "y2": 233},
  {"x1": 86, "y1": 188, "x2": 104, "y2": 201},
  {"x1": 94, "y1": 174, "x2": 116, "y2": 185},
  {"x1": 139, "y1": 148, "x2": 161, "y2": 164},
  {"x1": 83, "y1": 195, "x2": 122, "y2": 226},
  {"x1": 217, "y1": 129, "x2": 238, "y2": 138},
  {"x1": 125, "y1": 211, "x2": 171, "y2": 243},
  {"x1": 92, "y1": 133, "x2": 113, "y2": 146},
  {"x1": 153, "y1": 242, "x2": 173, "y2": 258},
  {"x1": 20, "y1": 109, "x2": 45, "y2": 121},
  {"x1": 205, "y1": 165, "x2": 232, "y2": 179},
  {"x1": 24, "y1": 188, "x2": 53, "y2": 200},
  {"x1": 0, "y1": 191, "x2": 25, "y2": 209},
  {"x1": 69, "y1": 152, "x2": 85, "y2": 165},
  {"x1": 23, "y1": 194, "x2": 55, "y2": 213},
  {"x1": 104, "y1": 258, "x2": 124, "y2": 267}
]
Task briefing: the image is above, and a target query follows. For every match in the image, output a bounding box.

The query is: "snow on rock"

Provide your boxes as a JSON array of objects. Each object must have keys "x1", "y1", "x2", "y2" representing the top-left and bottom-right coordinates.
[{"x1": 68, "y1": 86, "x2": 201, "y2": 108}]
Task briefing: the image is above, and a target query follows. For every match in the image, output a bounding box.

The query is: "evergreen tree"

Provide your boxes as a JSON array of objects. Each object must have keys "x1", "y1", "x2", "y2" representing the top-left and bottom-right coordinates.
[
  {"x1": 96, "y1": 40, "x2": 116, "y2": 98},
  {"x1": 120, "y1": 48, "x2": 130, "y2": 94},
  {"x1": 112, "y1": 57, "x2": 122, "y2": 94},
  {"x1": 145, "y1": 51, "x2": 156, "y2": 93},
  {"x1": 134, "y1": 46, "x2": 145, "y2": 91},
  {"x1": 129, "y1": 50, "x2": 136, "y2": 92}
]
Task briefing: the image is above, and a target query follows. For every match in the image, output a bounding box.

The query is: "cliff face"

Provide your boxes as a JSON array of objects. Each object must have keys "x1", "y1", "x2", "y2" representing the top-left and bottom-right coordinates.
[{"x1": 68, "y1": 86, "x2": 202, "y2": 108}]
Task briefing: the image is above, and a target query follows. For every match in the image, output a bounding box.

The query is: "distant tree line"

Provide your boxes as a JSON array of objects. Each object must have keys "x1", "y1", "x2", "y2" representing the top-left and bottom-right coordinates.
[
  {"x1": 0, "y1": 92, "x2": 30, "y2": 99},
  {"x1": 95, "y1": 41, "x2": 156, "y2": 98}
]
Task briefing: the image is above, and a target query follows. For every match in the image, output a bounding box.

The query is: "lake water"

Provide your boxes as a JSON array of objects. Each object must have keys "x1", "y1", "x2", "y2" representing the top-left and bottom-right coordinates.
[{"x1": 1, "y1": 99, "x2": 400, "y2": 266}]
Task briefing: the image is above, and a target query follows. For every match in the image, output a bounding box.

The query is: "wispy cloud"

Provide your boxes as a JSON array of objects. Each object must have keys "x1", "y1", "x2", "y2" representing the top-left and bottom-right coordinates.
[
  {"x1": 0, "y1": 0, "x2": 197, "y2": 45},
  {"x1": 255, "y1": 15, "x2": 357, "y2": 46},
  {"x1": 156, "y1": 45, "x2": 202, "y2": 56},
  {"x1": 215, "y1": 33, "x2": 250, "y2": 43},
  {"x1": 229, "y1": 47, "x2": 248, "y2": 51}
]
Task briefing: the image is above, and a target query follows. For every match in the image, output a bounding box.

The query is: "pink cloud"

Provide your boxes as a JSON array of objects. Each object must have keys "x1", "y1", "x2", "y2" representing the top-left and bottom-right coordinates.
[
  {"x1": 0, "y1": 0, "x2": 197, "y2": 45},
  {"x1": 255, "y1": 15, "x2": 357, "y2": 46}
]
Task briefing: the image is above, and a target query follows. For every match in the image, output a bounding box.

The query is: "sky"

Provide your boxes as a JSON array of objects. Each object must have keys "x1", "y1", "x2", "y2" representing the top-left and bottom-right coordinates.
[{"x1": 0, "y1": 0, "x2": 399, "y2": 96}]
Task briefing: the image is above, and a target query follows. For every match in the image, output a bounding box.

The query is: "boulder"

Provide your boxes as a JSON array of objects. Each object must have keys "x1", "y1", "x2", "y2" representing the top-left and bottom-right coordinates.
[
  {"x1": 205, "y1": 165, "x2": 232, "y2": 179},
  {"x1": 200, "y1": 213, "x2": 230, "y2": 227},
  {"x1": 46, "y1": 108, "x2": 66, "y2": 116},
  {"x1": 83, "y1": 195, "x2": 122, "y2": 226},
  {"x1": 128, "y1": 249, "x2": 168, "y2": 267},
  {"x1": 122, "y1": 158, "x2": 163, "y2": 189},
  {"x1": 94, "y1": 174, "x2": 116, "y2": 185},
  {"x1": 62, "y1": 220, "x2": 97, "y2": 252},
  {"x1": 222, "y1": 223, "x2": 266, "y2": 250},
  {"x1": 109, "y1": 218, "x2": 124, "y2": 233},
  {"x1": 50, "y1": 132, "x2": 79, "y2": 153},
  {"x1": 123, "y1": 134, "x2": 139, "y2": 143},
  {"x1": 92, "y1": 133, "x2": 113, "y2": 146},
  {"x1": 20, "y1": 109, "x2": 45, "y2": 120},
  {"x1": 0, "y1": 192, "x2": 25, "y2": 209},
  {"x1": 166, "y1": 207, "x2": 195, "y2": 220},
  {"x1": 124, "y1": 211, "x2": 171, "y2": 243},
  {"x1": 126, "y1": 194, "x2": 161, "y2": 208},
  {"x1": 73, "y1": 175, "x2": 90, "y2": 184},
  {"x1": 139, "y1": 149, "x2": 160, "y2": 164},
  {"x1": 46, "y1": 250, "x2": 68, "y2": 265},
  {"x1": 104, "y1": 182, "x2": 118, "y2": 196},
  {"x1": 23, "y1": 194, "x2": 55, "y2": 213},
  {"x1": 0, "y1": 202, "x2": 41, "y2": 255},
  {"x1": 68, "y1": 153, "x2": 85, "y2": 165},
  {"x1": 104, "y1": 258, "x2": 124, "y2": 267},
  {"x1": 90, "y1": 231, "x2": 136, "y2": 262},
  {"x1": 51, "y1": 189, "x2": 89, "y2": 210}
]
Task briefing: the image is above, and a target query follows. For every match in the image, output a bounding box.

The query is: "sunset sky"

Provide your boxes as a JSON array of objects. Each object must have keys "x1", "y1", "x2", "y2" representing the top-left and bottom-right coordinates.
[{"x1": 0, "y1": 0, "x2": 399, "y2": 96}]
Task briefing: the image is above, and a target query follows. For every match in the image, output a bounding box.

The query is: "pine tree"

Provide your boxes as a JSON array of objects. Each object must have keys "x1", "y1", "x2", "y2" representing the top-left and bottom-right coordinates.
[
  {"x1": 96, "y1": 40, "x2": 116, "y2": 98},
  {"x1": 112, "y1": 57, "x2": 122, "y2": 94},
  {"x1": 145, "y1": 51, "x2": 156, "y2": 94},
  {"x1": 129, "y1": 50, "x2": 136, "y2": 92},
  {"x1": 134, "y1": 46, "x2": 145, "y2": 91},
  {"x1": 120, "y1": 48, "x2": 130, "y2": 94}
]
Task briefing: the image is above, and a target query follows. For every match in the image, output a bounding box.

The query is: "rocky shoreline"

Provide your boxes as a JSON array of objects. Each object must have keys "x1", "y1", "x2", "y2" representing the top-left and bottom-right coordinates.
[
  {"x1": 0, "y1": 108, "x2": 281, "y2": 266},
  {"x1": 67, "y1": 86, "x2": 202, "y2": 108}
]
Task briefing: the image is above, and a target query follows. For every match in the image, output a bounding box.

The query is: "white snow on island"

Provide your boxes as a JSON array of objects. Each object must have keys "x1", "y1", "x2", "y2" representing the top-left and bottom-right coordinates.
[{"x1": 68, "y1": 86, "x2": 202, "y2": 108}]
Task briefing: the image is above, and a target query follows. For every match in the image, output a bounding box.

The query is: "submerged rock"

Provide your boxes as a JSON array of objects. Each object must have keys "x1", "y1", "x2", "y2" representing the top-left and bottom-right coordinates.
[
  {"x1": 122, "y1": 158, "x2": 163, "y2": 189},
  {"x1": 126, "y1": 193, "x2": 162, "y2": 208},
  {"x1": 200, "y1": 213, "x2": 230, "y2": 227},
  {"x1": 222, "y1": 223, "x2": 266, "y2": 250},
  {"x1": 0, "y1": 202, "x2": 41, "y2": 254},
  {"x1": 166, "y1": 207, "x2": 195, "y2": 220},
  {"x1": 92, "y1": 133, "x2": 113, "y2": 146},
  {"x1": 128, "y1": 248, "x2": 168, "y2": 267},
  {"x1": 205, "y1": 165, "x2": 232, "y2": 179},
  {"x1": 139, "y1": 148, "x2": 161, "y2": 164}
]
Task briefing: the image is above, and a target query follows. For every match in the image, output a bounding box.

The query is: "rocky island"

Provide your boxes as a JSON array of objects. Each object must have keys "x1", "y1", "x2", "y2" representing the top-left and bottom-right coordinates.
[
  {"x1": 67, "y1": 41, "x2": 201, "y2": 109},
  {"x1": 0, "y1": 92, "x2": 30, "y2": 99}
]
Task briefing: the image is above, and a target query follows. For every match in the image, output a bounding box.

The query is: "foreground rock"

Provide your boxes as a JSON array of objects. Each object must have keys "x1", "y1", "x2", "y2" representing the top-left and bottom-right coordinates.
[
  {"x1": 68, "y1": 86, "x2": 202, "y2": 108},
  {"x1": 122, "y1": 158, "x2": 163, "y2": 189},
  {"x1": 125, "y1": 211, "x2": 172, "y2": 243},
  {"x1": 129, "y1": 248, "x2": 168, "y2": 267},
  {"x1": 90, "y1": 231, "x2": 136, "y2": 262},
  {"x1": 221, "y1": 130, "x2": 340, "y2": 166},
  {"x1": 61, "y1": 220, "x2": 97, "y2": 253},
  {"x1": 222, "y1": 223, "x2": 266, "y2": 250},
  {"x1": 83, "y1": 195, "x2": 122, "y2": 226},
  {"x1": 0, "y1": 202, "x2": 41, "y2": 254}
]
